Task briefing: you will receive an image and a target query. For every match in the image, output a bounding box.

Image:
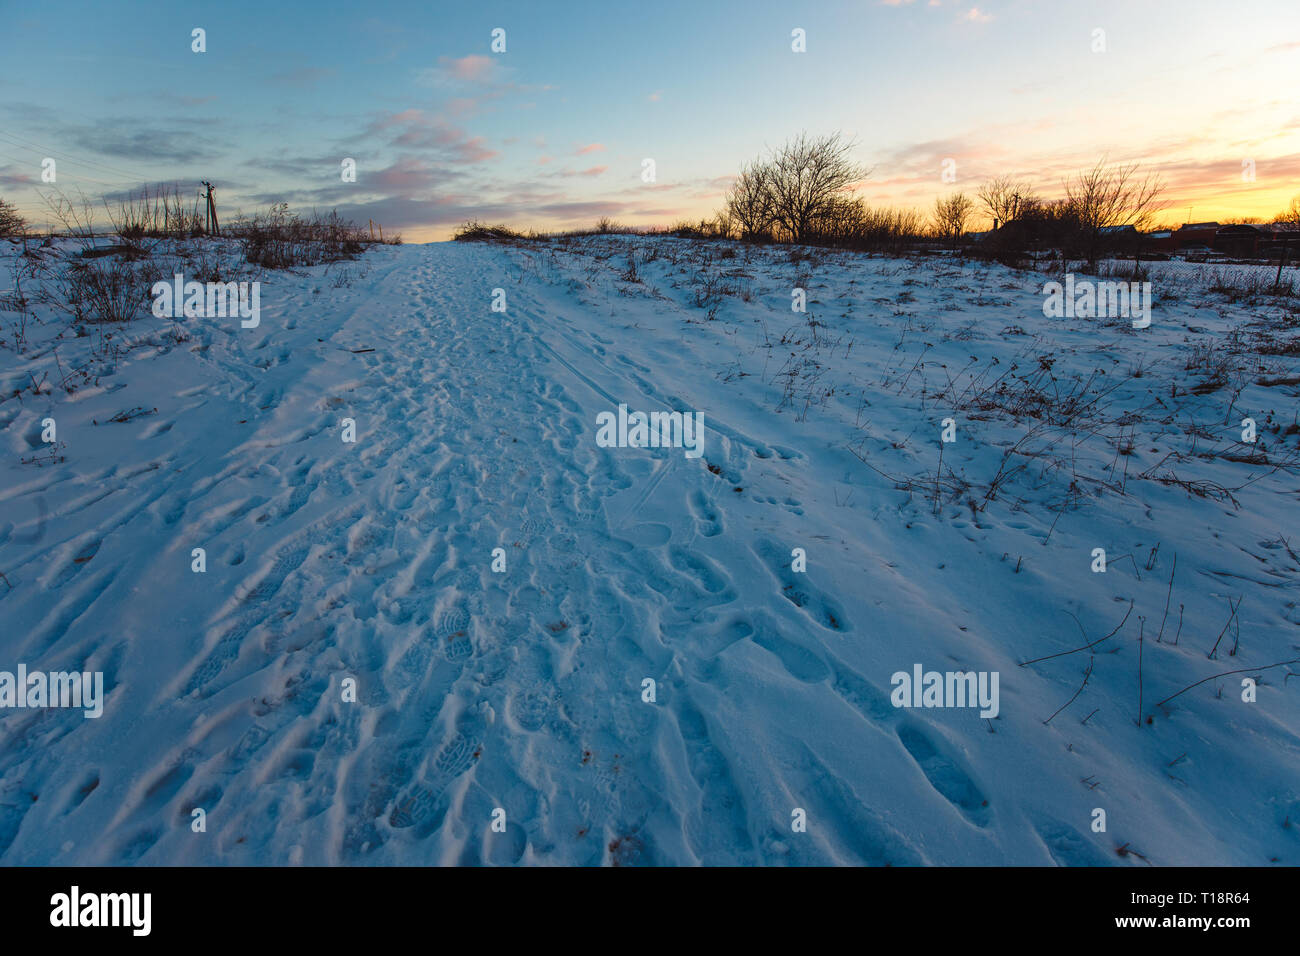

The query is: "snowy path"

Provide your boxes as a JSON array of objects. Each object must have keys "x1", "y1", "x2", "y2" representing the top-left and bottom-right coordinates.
[{"x1": 2, "y1": 239, "x2": 1297, "y2": 865}]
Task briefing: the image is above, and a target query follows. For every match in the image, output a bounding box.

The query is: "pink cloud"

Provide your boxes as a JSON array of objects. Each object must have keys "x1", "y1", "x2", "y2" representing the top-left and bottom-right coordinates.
[
  {"x1": 553, "y1": 165, "x2": 608, "y2": 178},
  {"x1": 370, "y1": 108, "x2": 427, "y2": 131},
  {"x1": 363, "y1": 110, "x2": 498, "y2": 164},
  {"x1": 371, "y1": 157, "x2": 440, "y2": 190},
  {"x1": 446, "y1": 55, "x2": 495, "y2": 81},
  {"x1": 576, "y1": 143, "x2": 606, "y2": 155},
  {"x1": 452, "y1": 136, "x2": 498, "y2": 164}
]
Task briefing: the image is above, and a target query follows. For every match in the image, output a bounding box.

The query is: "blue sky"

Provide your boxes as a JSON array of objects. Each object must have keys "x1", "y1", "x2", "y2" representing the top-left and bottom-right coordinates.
[{"x1": 2, "y1": 0, "x2": 1297, "y2": 239}]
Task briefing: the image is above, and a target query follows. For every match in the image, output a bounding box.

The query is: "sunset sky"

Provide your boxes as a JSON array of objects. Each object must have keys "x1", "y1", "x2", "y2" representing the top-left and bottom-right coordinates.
[{"x1": 1, "y1": 0, "x2": 1297, "y2": 241}]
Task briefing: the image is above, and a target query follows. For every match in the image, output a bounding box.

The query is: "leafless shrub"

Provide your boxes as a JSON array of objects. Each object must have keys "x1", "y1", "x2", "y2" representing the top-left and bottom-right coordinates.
[
  {"x1": 691, "y1": 272, "x2": 733, "y2": 316},
  {"x1": 1096, "y1": 259, "x2": 1151, "y2": 283},
  {"x1": 42, "y1": 255, "x2": 150, "y2": 323},
  {"x1": 108, "y1": 184, "x2": 204, "y2": 239},
  {"x1": 233, "y1": 203, "x2": 367, "y2": 269},
  {"x1": 453, "y1": 220, "x2": 533, "y2": 243},
  {"x1": 1205, "y1": 266, "x2": 1294, "y2": 300},
  {"x1": 41, "y1": 190, "x2": 101, "y2": 250},
  {"x1": 857, "y1": 207, "x2": 927, "y2": 253},
  {"x1": 1271, "y1": 194, "x2": 1300, "y2": 226},
  {"x1": 661, "y1": 217, "x2": 731, "y2": 239}
]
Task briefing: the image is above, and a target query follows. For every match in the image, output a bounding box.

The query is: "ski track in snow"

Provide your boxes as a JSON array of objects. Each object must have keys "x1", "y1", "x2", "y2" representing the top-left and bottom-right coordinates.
[{"x1": 1, "y1": 237, "x2": 1298, "y2": 865}]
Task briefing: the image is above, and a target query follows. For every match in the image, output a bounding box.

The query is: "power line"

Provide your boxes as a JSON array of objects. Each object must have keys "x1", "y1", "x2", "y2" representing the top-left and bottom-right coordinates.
[
  {"x1": 0, "y1": 131, "x2": 155, "y2": 183},
  {"x1": 0, "y1": 152, "x2": 137, "y2": 190},
  {"x1": 0, "y1": 150, "x2": 139, "y2": 188},
  {"x1": 0, "y1": 199, "x2": 56, "y2": 212}
]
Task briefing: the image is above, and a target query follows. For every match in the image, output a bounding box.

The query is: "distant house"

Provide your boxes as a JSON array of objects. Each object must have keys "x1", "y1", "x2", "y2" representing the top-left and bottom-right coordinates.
[
  {"x1": 1214, "y1": 222, "x2": 1300, "y2": 258},
  {"x1": 1096, "y1": 224, "x2": 1140, "y2": 255},
  {"x1": 1145, "y1": 222, "x2": 1218, "y2": 254},
  {"x1": 1175, "y1": 222, "x2": 1220, "y2": 246}
]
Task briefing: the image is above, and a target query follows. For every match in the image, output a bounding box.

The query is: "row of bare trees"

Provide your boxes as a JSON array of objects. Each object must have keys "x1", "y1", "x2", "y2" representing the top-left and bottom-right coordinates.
[
  {"x1": 722, "y1": 133, "x2": 1189, "y2": 264},
  {"x1": 966, "y1": 163, "x2": 1168, "y2": 264}
]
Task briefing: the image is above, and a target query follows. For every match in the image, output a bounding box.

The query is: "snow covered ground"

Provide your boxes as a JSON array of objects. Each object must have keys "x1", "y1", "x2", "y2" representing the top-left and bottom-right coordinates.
[{"x1": 1, "y1": 233, "x2": 1298, "y2": 865}]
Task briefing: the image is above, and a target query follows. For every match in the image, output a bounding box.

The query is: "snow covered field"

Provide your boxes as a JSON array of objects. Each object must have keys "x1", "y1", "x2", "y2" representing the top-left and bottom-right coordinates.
[{"x1": 1, "y1": 233, "x2": 1298, "y2": 866}]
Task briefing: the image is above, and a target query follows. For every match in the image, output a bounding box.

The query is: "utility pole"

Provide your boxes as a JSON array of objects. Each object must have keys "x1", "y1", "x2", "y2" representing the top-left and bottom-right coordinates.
[{"x1": 201, "y1": 181, "x2": 220, "y2": 237}]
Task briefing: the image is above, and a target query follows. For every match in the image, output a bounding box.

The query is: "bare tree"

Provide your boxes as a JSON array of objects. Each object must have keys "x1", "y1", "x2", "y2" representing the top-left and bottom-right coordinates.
[
  {"x1": 724, "y1": 161, "x2": 776, "y2": 239},
  {"x1": 0, "y1": 197, "x2": 25, "y2": 238},
  {"x1": 1065, "y1": 159, "x2": 1166, "y2": 266},
  {"x1": 761, "y1": 133, "x2": 868, "y2": 242},
  {"x1": 976, "y1": 176, "x2": 1033, "y2": 230},
  {"x1": 932, "y1": 192, "x2": 973, "y2": 247}
]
